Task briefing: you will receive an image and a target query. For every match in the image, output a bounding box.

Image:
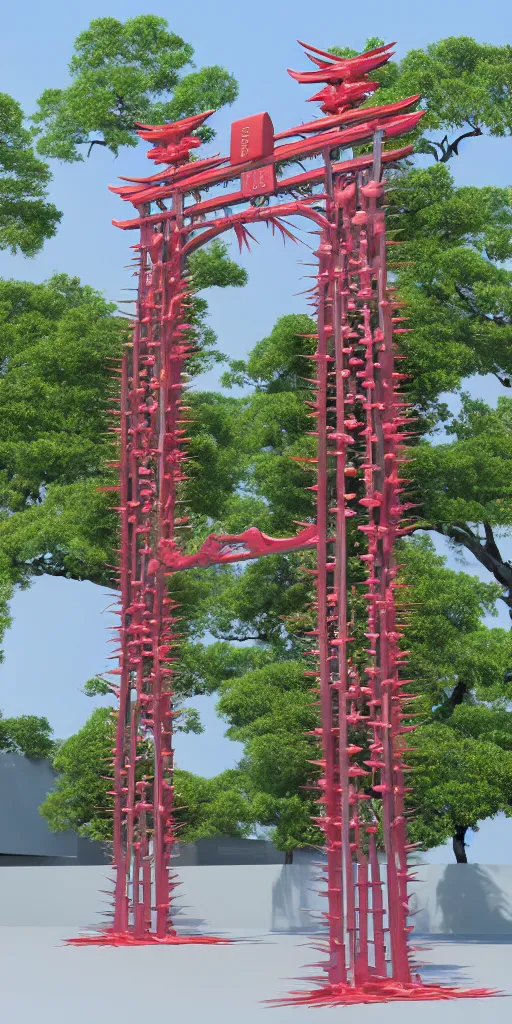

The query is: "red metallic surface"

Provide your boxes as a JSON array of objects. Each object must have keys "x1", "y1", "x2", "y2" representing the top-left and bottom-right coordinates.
[
  {"x1": 108, "y1": 110, "x2": 422, "y2": 211},
  {"x1": 111, "y1": 145, "x2": 414, "y2": 229},
  {"x1": 230, "y1": 112, "x2": 274, "y2": 164},
  {"x1": 155, "y1": 524, "x2": 318, "y2": 572},
  {"x1": 70, "y1": 38, "x2": 497, "y2": 1004},
  {"x1": 241, "y1": 164, "x2": 277, "y2": 197},
  {"x1": 273, "y1": 96, "x2": 421, "y2": 140}
]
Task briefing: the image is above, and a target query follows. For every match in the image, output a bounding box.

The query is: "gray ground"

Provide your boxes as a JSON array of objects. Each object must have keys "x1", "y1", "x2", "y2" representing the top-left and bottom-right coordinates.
[{"x1": 2, "y1": 928, "x2": 510, "y2": 1023}]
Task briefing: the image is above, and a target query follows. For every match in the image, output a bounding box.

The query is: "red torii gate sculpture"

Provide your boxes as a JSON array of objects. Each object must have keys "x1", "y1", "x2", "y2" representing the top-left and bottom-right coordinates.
[{"x1": 69, "y1": 40, "x2": 494, "y2": 1006}]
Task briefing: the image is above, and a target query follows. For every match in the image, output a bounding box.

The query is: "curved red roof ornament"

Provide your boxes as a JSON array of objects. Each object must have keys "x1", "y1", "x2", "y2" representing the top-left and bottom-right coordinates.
[
  {"x1": 288, "y1": 40, "x2": 397, "y2": 116},
  {"x1": 135, "y1": 110, "x2": 216, "y2": 167}
]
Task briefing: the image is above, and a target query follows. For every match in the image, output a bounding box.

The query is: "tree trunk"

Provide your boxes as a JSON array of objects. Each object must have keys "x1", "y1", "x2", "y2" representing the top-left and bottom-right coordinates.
[
  {"x1": 453, "y1": 825, "x2": 468, "y2": 863},
  {"x1": 284, "y1": 850, "x2": 293, "y2": 865}
]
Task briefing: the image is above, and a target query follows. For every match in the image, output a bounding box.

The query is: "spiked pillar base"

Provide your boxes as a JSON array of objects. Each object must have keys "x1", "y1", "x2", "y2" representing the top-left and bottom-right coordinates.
[
  {"x1": 65, "y1": 929, "x2": 231, "y2": 947},
  {"x1": 271, "y1": 979, "x2": 499, "y2": 1007}
]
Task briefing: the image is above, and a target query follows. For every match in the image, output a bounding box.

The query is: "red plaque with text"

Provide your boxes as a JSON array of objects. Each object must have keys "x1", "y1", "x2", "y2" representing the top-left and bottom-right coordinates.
[
  {"x1": 240, "y1": 164, "x2": 277, "y2": 197},
  {"x1": 230, "y1": 112, "x2": 274, "y2": 165}
]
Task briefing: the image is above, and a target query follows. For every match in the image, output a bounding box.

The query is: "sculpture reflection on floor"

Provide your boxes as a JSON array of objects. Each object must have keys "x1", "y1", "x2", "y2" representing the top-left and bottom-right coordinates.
[{"x1": 67, "y1": 38, "x2": 497, "y2": 1006}]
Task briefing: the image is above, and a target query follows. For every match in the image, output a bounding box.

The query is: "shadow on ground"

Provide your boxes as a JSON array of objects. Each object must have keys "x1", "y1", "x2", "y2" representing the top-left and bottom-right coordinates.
[{"x1": 436, "y1": 866, "x2": 512, "y2": 936}]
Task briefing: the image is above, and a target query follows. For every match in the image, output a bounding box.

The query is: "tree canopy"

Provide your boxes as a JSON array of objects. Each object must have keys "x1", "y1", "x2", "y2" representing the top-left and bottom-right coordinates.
[
  {"x1": 0, "y1": 711, "x2": 56, "y2": 759},
  {"x1": 211, "y1": 538, "x2": 512, "y2": 858},
  {"x1": 31, "y1": 15, "x2": 238, "y2": 161},
  {"x1": 0, "y1": 240, "x2": 247, "y2": 589},
  {"x1": 332, "y1": 36, "x2": 512, "y2": 161},
  {"x1": 0, "y1": 93, "x2": 61, "y2": 256},
  {"x1": 0, "y1": 274, "x2": 123, "y2": 587},
  {"x1": 39, "y1": 705, "x2": 254, "y2": 843}
]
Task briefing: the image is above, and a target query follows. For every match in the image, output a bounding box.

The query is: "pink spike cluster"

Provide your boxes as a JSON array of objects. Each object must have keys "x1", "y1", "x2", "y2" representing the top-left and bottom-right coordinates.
[{"x1": 66, "y1": 37, "x2": 497, "y2": 1003}]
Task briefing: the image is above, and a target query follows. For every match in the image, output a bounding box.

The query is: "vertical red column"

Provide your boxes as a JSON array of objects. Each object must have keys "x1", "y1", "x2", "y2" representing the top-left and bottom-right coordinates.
[
  {"x1": 68, "y1": 192, "x2": 230, "y2": 946},
  {"x1": 314, "y1": 206, "x2": 346, "y2": 984}
]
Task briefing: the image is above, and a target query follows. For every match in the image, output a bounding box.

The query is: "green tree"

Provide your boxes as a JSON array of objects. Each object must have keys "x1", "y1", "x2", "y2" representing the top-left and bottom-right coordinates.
[
  {"x1": 39, "y1": 705, "x2": 253, "y2": 843},
  {"x1": 216, "y1": 660, "x2": 321, "y2": 858},
  {"x1": 412, "y1": 396, "x2": 512, "y2": 621},
  {"x1": 0, "y1": 274, "x2": 124, "y2": 587},
  {"x1": 326, "y1": 39, "x2": 512, "y2": 607},
  {"x1": 385, "y1": 164, "x2": 512, "y2": 416},
  {"x1": 0, "y1": 93, "x2": 61, "y2": 256},
  {"x1": 0, "y1": 568, "x2": 12, "y2": 658},
  {"x1": 0, "y1": 240, "x2": 247, "y2": 588},
  {"x1": 331, "y1": 36, "x2": 512, "y2": 161},
  {"x1": 212, "y1": 539, "x2": 512, "y2": 860},
  {"x1": 31, "y1": 16, "x2": 238, "y2": 161},
  {"x1": 18, "y1": 34, "x2": 512, "y2": 859},
  {"x1": 400, "y1": 537, "x2": 512, "y2": 861},
  {"x1": 0, "y1": 711, "x2": 56, "y2": 759}
]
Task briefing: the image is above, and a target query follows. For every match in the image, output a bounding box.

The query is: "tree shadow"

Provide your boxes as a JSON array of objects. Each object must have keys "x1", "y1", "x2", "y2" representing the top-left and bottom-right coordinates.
[
  {"x1": 271, "y1": 863, "x2": 322, "y2": 934},
  {"x1": 435, "y1": 865, "x2": 512, "y2": 937}
]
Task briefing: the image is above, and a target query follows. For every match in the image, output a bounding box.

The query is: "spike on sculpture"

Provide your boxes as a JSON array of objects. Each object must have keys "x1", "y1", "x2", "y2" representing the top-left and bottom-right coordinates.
[{"x1": 66, "y1": 37, "x2": 497, "y2": 1005}]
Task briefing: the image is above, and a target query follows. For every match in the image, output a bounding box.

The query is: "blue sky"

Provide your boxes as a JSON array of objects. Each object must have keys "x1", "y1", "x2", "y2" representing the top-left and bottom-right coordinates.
[{"x1": 1, "y1": 0, "x2": 512, "y2": 858}]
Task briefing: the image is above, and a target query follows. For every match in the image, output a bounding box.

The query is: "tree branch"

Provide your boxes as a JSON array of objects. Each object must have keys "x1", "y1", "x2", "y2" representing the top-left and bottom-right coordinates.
[
  {"x1": 421, "y1": 138, "x2": 446, "y2": 161},
  {"x1": 422, "y1": 125, "x2": 483, "y2": 163},
  {"x1": 86, "y1": 139, "x2": 108, "y2": 158},
  {"x1": 454, "y1": 287, "x2": 510, "y2": 349},
  {"x1": 441, "y1": 124, "x2": 483, "y2": 161},
  {"x1": 218, "y1": 634, "x2": 268, "y2": 643},
  {"x1": 429, "y1": 521, "x2": 512, "y2": 617},
  {"x1": 492, "y1": 370, "x2": 512, "y2": 388},
  {"x1": 483, "y1": 521, "x2": 504, "y2": 562}
]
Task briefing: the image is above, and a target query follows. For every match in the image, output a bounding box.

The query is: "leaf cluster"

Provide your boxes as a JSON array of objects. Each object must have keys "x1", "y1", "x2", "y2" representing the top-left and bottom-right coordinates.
[
  {"x1": 31, "y1": 16, "x2": 238, "y2": 161},
  {"x1": 0, "y1": 93, "x2": 61, "y2": 256}
]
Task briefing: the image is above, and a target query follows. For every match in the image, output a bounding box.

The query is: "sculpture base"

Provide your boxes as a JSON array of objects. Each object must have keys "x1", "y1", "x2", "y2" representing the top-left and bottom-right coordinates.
[
  {"x1": 271, "y1": 979, "x2": 499, "y2": 1007},
  {"x1": 65, "y1": 929, "x2": 231, "y2": 947}
]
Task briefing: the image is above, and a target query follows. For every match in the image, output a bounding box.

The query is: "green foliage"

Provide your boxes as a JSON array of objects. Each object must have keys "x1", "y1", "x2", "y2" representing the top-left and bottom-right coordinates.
[
  {"x1": 399, "y1": 537, "x2": 512, "y2": 849},
  {"x1": 386, "y1": 165, "x2": 512, "y2": 412},
  {"x1": 0, "y1": 274, "x2": 122, "y2": 508},
  {"x1": 222, "y1": 313, "x2": 317, "y2": 393},
  {"x1": 40, "y1": 707, "x2": 115, "y2": 840},
  {"x1": 401, "y1": 535, "x2": 511, "y2": 708},
  {"x1": 31, "y1": 16, "x2": 238, "y2": 161},
  {"x1": 410, "y1": 723, "x2": 512, "y2": 850},
  {"x1": 0, "y1": 569, "x2": 12, "y2": 660},
  {"x1": 409, "y1": 396, "x2": 512, "y2": 613},
  {"x1": 0, "y1": 241, "x2": 247, "y2": 588},
  {"x1": 217, "y1": 661, "x2": 321, "y2": 852},
  {"x1": 39, "y1": 705, "x2": 252, "y2": 841},
  {"x1": 18, "y1": 33, "x2": 512, "y2": 857},
  {"x1": 173, "y1": 641, "x2": 274, "y2": 699},
  {"x1": 413, "y1": 396, "x2": 512, "y2": 530},
  {"x1": 194, "y1": 553, "x2": 313, "y2": 649},
  {"x1": 211, "y1": 539, "x2": 512, "y2": 853},
  {"x1": 0, "y1": 711, "x2": 56, "y2": 759},
  {"x1": 185, "y1": 241, "x2": 248, "y2": 375},
  {"x1": 188, "y1": 241, "x2": 247, "y2": 292},
  {"x1": 0, "y1": 93, "x2": 61, "y2": 256},
  {"x1": 332, "y1": 36, "x2": 512, "y2": 160},
  {"x1": 184, "y1": 392, "x2": 247, "y2": 520},
  {"x1": 172, "y1": 769, "x2": 253, "y2": 841},
  {"x1": 0, "y1": 274, "x2": 123, "y2": 586}
]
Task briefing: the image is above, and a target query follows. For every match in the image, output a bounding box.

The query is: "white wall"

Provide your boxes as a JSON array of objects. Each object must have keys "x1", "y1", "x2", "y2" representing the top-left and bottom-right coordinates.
[{"x1": 1, "y1": 863, "x2": 512, "y2": 936}]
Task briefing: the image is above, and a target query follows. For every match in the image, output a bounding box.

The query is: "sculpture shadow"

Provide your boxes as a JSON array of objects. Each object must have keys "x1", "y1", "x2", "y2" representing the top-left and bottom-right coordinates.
[
  {"x1": 435, "y1": 865, "x2": 512, "y2": 940},
  {"x1": 271, "y1": 862, "x2": 323, "y2": 934},
  {"x1": 417, "y1": 959, "x2": 474, "y2": 987}
]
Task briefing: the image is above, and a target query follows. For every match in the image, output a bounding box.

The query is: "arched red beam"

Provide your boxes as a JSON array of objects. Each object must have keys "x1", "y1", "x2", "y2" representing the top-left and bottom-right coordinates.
[{"x1": 181, "y1": 197, "x2": 329, "y2": 257}]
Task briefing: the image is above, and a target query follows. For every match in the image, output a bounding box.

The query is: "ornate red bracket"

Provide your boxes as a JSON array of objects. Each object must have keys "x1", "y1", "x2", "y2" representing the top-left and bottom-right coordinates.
[{"x1": 149, "y1": 523, "x2": 318, "y2": 573}]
